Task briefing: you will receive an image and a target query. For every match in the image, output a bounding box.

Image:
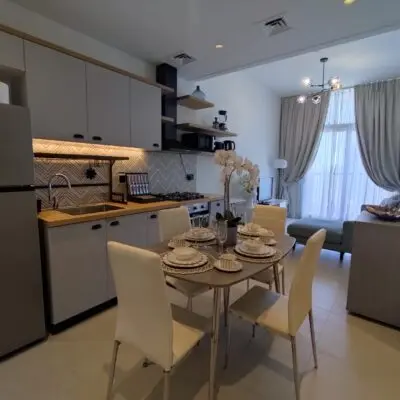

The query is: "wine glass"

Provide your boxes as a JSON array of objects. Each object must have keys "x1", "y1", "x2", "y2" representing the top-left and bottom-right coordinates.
[{"x1": 216, "y1": 220, "x2": 228, "y2": 255}]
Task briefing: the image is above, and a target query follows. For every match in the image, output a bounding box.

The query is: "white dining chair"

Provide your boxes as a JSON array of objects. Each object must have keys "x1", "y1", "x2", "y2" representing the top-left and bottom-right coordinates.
[
  {"x1": 159, "y1": 207, "x2": 211, "y2": 310},
  {"x1": 225, "y1": 229, "x2": 326, "y2": 400},
  {"x1": 106, "y1": 241, "x2": 208, "y2": 400},
  {"x1": 250, "y1": 205, "x2": 288, "y2": 294}
]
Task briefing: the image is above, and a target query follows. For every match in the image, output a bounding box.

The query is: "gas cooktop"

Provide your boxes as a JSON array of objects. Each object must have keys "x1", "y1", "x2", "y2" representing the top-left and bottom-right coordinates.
[{"x1": 155, "y1": 192, "x2": 205, "y2": 202}]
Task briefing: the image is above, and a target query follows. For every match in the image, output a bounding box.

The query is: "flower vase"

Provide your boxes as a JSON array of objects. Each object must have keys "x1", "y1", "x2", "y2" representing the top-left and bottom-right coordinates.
[{"x1": 226, "y1": 225, "x2": 238, "y2": 247}]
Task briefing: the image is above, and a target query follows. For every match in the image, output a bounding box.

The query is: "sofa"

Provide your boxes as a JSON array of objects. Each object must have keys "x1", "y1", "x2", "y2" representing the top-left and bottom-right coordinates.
[{"x1": 287, "y1": 218, "x2": 354, "y2": 261}]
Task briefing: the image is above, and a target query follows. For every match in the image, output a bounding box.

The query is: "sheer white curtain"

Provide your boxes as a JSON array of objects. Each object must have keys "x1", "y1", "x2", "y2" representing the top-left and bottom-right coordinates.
[{"x1": 302, "y1": 88, "x2": 392, "y2": 220}]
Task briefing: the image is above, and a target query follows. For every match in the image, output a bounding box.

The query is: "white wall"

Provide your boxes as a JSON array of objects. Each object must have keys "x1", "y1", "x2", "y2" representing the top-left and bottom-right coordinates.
[
  {"x1": 0, "y1": 0, "x2": 154, "y2": 78},
  {"x1": 178, "y1": 72, "x2": 280, "y2": 198}
]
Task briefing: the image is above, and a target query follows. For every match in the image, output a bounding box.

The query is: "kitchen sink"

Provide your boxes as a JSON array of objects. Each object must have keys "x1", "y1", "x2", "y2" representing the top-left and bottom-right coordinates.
[{"x1": 59, "y1": 204, "x2": 124, "y2": 215}]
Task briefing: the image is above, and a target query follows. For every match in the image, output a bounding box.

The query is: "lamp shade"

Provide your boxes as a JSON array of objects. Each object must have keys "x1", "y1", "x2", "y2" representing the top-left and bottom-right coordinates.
[{"x1": 274, "y1": 159, "x2": 288, "y2": 169}]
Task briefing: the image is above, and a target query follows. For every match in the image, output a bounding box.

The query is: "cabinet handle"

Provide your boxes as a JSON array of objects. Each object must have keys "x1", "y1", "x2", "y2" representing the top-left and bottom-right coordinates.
[
  {"x1": 150, "y1": 214, "x2": 157, "y2": 219},
  {"x1": 216, "y1": 202, "x2": 221, "y2": 207},
  {"x1": 92, "y1": 224, "x2": 102, "y2": 230},
  {"x1": 152, "y1": 143, "x2": 160, "y2": 148},
  {"x1": 110, "y1": 221, "x2": 120, "y2": 227},
  {"x1": 193, "y1": 206, "x2": 197, "y2": 211},
  {"x1": 92, "y1": 136, "x2": 103, "y2": 141},
  {"x1": 73, "y1": 134, "x2": 84, "y2": 139}
]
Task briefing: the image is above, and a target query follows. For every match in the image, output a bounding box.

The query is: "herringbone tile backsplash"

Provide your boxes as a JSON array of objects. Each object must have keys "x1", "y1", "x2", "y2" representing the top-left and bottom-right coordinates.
[{"x1": 33, "y1": 140, "x2": 197, "y2": 209}]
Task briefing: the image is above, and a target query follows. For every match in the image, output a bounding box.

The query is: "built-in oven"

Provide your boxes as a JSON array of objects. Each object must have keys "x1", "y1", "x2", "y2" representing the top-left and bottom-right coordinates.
[{"x1": 186, "y1": 201, "x2": 210, "y2": 227}]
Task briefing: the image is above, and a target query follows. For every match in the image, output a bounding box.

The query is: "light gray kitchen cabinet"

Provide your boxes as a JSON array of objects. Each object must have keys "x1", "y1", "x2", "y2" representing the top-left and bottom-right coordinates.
[
  {"x1": 86, "y1": 63, "x2": 130, "y2": 146},
  {"x1": 45, "y1": 220, "x2": 108, "y2": 324},
  {"x1": 106, "y1": 213, "x2": 148, "y2": 299},
  {"x1": 130, "y1": 78, "x2": 162, "y2": 150},
  {"x1": 210, "y1": 200, "x2": 223, "y2": 221},
  {"x1": 25, "y1": 42, "x2": 87, "y2": 141},
  {"x1": 0, "y1": 31, "x2": 24, "y2": 71},
  {"x1": 146, "y1": 212, "x2": 160, "y2": 246}
]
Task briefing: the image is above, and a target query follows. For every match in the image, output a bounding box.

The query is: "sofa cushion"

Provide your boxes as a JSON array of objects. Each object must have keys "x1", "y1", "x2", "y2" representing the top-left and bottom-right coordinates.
[{"x1": 287, "y1": 218, "x2": 344, "y2": 244}]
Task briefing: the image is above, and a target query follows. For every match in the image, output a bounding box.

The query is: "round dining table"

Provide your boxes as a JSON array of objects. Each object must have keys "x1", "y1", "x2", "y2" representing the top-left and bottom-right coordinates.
[{"x1": 150, "y1": 234, "x2": 295, "y2": 400}]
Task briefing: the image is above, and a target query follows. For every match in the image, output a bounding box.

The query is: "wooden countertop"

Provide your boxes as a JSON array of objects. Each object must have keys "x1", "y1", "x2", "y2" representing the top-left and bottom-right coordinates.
[
  {"x1": 38, "y1": 194, "x2": 226, "y2": 227},
  {"x1": 38, "y1": 201, "x2": 180, "y2": 227}
]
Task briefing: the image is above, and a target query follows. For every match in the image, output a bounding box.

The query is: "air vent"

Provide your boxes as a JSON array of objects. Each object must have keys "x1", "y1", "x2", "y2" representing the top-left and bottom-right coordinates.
[
  {"x1": 170, "y1": 52, "x2": 197, "y2": 67},
  {"x1": 263, "y1": 16, "x2": 290, "y2": 36}
]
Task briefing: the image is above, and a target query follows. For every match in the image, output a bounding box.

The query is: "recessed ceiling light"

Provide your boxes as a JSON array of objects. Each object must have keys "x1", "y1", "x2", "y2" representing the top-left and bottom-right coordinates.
[
  {"x1": 344, "y1": 0, "x2": 357, "y2": 5},
  {"x1": 215, "y1": 44, "x2": 224, "y2": 49}
]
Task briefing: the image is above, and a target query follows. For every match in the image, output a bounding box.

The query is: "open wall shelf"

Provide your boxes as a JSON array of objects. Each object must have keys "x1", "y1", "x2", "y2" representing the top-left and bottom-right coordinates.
[
  {"x1": 177, "y1": 95, "x2": 214, "y2": 110},
  {"x1": 176, "y1": 123, "x2": 238, "y2": 138}
]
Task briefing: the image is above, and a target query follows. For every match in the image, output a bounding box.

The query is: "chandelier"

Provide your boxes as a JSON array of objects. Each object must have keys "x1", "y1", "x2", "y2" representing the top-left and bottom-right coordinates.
[{"x1": 297, "y1": 57, "x2": 342, "y2": 104}]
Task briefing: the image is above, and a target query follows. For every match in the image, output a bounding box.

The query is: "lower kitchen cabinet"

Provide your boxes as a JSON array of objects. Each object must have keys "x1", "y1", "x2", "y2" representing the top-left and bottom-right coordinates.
[
  {"x1": 146, "y1": 212, "x2": 160, "y2": 246},
  {"x1": 43, "y1": 211, "x2": 163, "y2": 325},
  {"x1": 210, "y1": 200, "x2": 223, "y2": 221},
  {"x1": 106, "y1": 213, "x2": 148, "y2": 299},
  {"x1": 45, "y1": 220, "x2": 108, "y2": 325}
]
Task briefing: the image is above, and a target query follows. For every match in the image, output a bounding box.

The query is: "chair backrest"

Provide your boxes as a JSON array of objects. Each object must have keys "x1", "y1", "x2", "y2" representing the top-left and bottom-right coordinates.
[
  {"x1": 158, "y1": 206, "x2": 191, "y2": 242},
  {"x1": 252, "y1": 205, "x2": 287, "y2": 237},
  {"x1": 107, "y1": 241, "x2": 173, "y2": 370},
  {"x1": 288, "y1": 229, "x2": 326, "y2": 336}
]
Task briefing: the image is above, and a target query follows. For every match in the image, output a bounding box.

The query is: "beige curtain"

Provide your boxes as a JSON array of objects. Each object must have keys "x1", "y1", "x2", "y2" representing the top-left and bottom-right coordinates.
[
  {"x1": 279, "y1": 92, "x2": 330, "y2": 218},
  {"x1": 355, "y1": 80, "x2": 400, "y2": 191}
]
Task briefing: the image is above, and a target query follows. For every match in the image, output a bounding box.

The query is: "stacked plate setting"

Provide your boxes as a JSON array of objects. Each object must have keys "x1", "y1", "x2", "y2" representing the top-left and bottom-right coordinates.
[
  {"x1": 184, "y1": 228, "x2": 216, "y2": 242},
  {"x1": 238, "y1": 223, "x2": 275, "y2": 239},
  {"x1": 234, "y1": 239, "x2": 276, "y2": 259},
  {"x1": 162, "y1": 247, "x2": 208, "y2": 269}
]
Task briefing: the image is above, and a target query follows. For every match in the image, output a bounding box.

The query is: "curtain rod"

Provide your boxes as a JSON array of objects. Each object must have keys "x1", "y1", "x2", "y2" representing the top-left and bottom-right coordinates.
[{"x1": 284, "y1": 76, "x2": 400, "y2": 100}]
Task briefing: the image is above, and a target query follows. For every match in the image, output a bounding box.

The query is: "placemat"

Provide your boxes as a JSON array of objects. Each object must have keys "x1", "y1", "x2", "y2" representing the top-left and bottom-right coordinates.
[{"x1": 228, "y1": 248, "x2": 283, "y2": 264}]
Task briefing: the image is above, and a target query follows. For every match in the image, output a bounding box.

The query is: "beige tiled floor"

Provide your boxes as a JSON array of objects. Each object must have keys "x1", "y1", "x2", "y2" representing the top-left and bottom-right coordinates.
[{"x1": 1, "y1": 247, "x2": 400, "y2": 399}]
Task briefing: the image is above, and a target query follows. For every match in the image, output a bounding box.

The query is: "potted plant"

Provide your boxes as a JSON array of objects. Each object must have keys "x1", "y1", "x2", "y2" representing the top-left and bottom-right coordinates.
[{"x1": 214, "y1": 150, "x2": 260, "y2": 245}]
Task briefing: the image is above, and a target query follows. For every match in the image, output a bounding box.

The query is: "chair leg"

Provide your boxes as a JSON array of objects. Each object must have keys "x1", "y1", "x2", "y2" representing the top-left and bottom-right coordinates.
[
  {"x1": 163, "y1": 370, "x2": 170, "y2": 400},
  {"x1": 281, "y1": 266, "x2": 286, "y2": 295},
  {"x1": 309, "y1": 310, "x2": 318, "y2": 369},
  {"x1": 106, "y1": 340, "x2": 120, "y2": 400},
  {"x1": 223, "y1": 287, "x2": 230, "y2": 328},
  {"x1": 339, "y1": 252, "x2": 344, "y2": 262},
  {"x1": 224, "y1": 312, "x2": 231, "y2": 369},
  {"x1": 292, "y1": 243, "x2": 296, "y2": 253},
  {"x1": 246, "y1": 279, "x2": 250, "y2": 292},
  {"x1": 290, "y1": 335, "x2": 300, "y2": 400},
  {"x1": 252, "y1": 324, "x2": 256, "y2": 338},
  {"x1": 186, "y1": 296, "x2": 193, "y2": 311}
]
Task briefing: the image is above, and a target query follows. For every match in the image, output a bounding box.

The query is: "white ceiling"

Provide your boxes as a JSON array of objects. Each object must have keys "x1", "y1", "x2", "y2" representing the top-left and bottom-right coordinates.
[
  {"x1": 9, "y1": 0, "x2": 400, "y2": 80},
  {"x1": 248, "y1": 28, "x2": 400, "y2": 96}
]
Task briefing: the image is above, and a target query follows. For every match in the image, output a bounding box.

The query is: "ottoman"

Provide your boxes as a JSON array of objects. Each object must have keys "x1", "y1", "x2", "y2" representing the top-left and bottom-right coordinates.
[{"x1": 287, "y1": 218, "x2": 354, "y2": 261}]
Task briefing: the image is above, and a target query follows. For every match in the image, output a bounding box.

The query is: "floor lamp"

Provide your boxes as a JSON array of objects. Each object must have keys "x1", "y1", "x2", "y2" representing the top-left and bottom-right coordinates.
[{"x1": 274, "y1": 159, "x2": 288, "y2": 200}]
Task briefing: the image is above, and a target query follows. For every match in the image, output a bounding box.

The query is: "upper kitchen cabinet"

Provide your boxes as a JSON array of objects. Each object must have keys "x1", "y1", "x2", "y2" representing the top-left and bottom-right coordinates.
[
  {"x1": 130, "y1": 78, "x2": 161, "y2": 150},
  {"x1": 0, "y1": 31, "x2": 24, "y2": 72},
  {"x1": 24, "y1": 42, "x2": 87, "y2": 141},
  {"x1": 86, "y1": 64, "x2": 130, "y2": 146}
]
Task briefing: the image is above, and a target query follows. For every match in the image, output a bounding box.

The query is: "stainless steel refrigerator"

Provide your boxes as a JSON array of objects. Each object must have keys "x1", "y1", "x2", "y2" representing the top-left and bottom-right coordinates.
[{"x1": 0, "y1": 104, "x2": 46, "y2": 357}]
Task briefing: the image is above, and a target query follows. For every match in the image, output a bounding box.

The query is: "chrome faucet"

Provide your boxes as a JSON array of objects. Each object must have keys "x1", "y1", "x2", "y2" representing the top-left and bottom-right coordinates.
[{"x1": 48, "y1": 173, "x2": 72, "y2": 209}]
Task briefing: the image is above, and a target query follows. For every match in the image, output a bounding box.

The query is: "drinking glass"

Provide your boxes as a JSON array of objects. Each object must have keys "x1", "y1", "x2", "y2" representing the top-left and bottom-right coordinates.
[{"x1": 216, "y1": 220, "x2": 228, "y2": 255}]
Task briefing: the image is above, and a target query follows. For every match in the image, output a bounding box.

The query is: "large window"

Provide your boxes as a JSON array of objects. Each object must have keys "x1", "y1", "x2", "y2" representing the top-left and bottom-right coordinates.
[{"x1": 302, "y1": 88, "x2": 391, "y2": 220}]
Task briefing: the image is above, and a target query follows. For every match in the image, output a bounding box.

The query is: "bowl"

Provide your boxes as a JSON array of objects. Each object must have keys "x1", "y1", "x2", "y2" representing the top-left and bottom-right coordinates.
[
  {"x1": 189, "y1": 228, "x2": 211, "y2": 239},
  {"x1": 242, "y1": 239, "x2": 263, "y2": 253},
  {"x1": 245, "y1": 223, "x2": 261, "y2": 233},
  {"x1": 172, "y1": 247, "x2": 198, "y2": 261},
  {"x1": 258, "y1": 228, "x2": 275, "y2": 238}
]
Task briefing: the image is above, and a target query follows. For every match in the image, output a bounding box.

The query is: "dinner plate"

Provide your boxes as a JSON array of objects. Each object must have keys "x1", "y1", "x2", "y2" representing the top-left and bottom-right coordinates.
[
  {"x1": 185, "y1": 233, "x2": 216, "y2": 242},
  {"x1": 214, "y1": 260, "x2": 243, "y2": 273},
  {"x1": 166, "y1": 251, "x2": 202, "y2": 265},
  {"x1": 237, "y1": 227, "x2": 261, "y2": 237},
  {"x1": 235, "y1": 244, "x2": 276, "y2": 258},
  {"x1": 162, "y1": 252, "x2": 208, "y2": 268}
]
